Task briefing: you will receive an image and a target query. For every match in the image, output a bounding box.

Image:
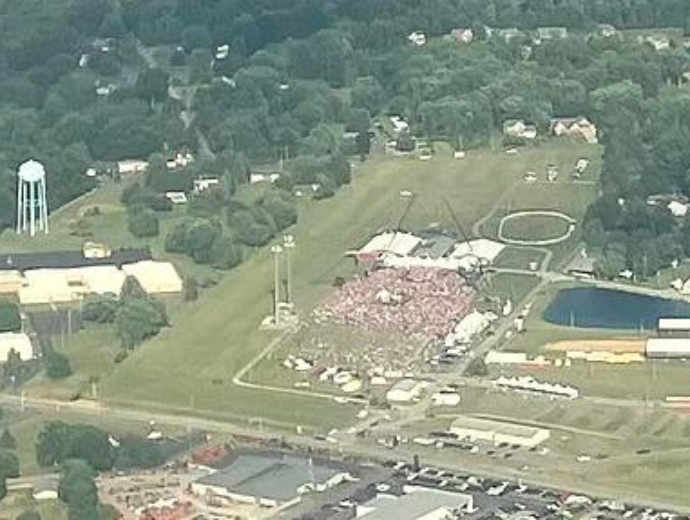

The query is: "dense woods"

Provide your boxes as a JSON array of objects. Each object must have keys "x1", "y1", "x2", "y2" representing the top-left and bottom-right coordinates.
[{"x1": 1, "y1": 0, "x2": 690, "y2": 274}]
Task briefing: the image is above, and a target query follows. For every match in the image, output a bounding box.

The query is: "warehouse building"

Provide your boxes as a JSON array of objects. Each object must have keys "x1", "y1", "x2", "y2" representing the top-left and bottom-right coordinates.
[
  {"x1": 646, "y1": 338, "x2": 690, "y2": 359},
  {"x1": 657, "y1": 318, "x2": 690, "y2": 337},
  {"x1": 449, "y1": 415, "x2": 550, "y2": 448},
  {"x1": 191, "y1": 452, "x2": 353, "y2": 509},
  {"x1": 357, "y1": 486, "x2": 473, "y2": 520}
]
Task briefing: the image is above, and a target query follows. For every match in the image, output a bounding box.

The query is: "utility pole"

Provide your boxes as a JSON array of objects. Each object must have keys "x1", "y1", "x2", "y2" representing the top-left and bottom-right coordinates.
[
  {"x1": 271, "y1": 245, "x2": 283, "y2": 325},
  {"x1": 283, "y1": 235, "x2": 295, "y2": 304}
]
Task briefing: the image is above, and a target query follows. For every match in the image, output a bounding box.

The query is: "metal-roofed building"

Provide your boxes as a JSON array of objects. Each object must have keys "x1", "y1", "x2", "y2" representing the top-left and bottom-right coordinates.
[
  {"x1": 450, "y1": 415, "x2": 550, "y2": 448},
  {"x1": 357, "y1": 486, "x2": 473, "y2": 520},
  {"x1": 413, "y1": 236, "x2": 457, "y2": 260},
  {"x1": 0, "y1": 248, "x2": 151, "y2": 272},
  {"x1": 657, "y1": 318, "x2": 690, "y2": 337},
  {"x1": 191, "y1": 452, "x2": 353, "y2": 509}
]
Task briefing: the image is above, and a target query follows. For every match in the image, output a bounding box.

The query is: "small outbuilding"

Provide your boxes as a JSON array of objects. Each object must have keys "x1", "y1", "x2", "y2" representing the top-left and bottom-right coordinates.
[{"x1": 386, "y1": 379, "x2": 426, "y2": 404}]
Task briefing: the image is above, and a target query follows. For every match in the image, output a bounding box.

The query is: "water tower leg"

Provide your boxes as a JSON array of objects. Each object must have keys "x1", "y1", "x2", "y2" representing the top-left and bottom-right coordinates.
[
  {"x1": 16, "y1": 180, "x2": 22, "y2": 234},
  {"x1": 21, "y1": 182, "x2": 28, "y2": 233},
  {"x1": 29, "y1": 181, "x2": 36, "y2": 237},
  {"x1": 40, "y1": 178, "x2": 49, "y2": 233}
]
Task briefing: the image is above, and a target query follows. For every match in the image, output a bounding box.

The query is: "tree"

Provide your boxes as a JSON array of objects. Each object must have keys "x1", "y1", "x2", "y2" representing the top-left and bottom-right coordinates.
[
  {"x1": 0, "y1": 429, "x2": 17, "y2": 450},
  {"x1": 46, "y1": 351, "x2": 73, "y2": 379},
  {"x1": 127, "y1": 207, "x2": 159, "y2": 238},
  {"x1": 260, "y1": 191, "x2": 298, "y2": 230},
  {"x1": 350, "y1": 77, "x2": 385, "y2": 114},
  {"x1": 0, "y1": 448, "x2": 19, "y2": 500},
  {"x1": 466, "y1": 357, "x2": 488, "y2": 377},
  {"x1": 82, "y1": 295, "x2": 119, "y2": 324},
  {"x1": 181, "y1": 25, "x2": 212, "y2": 51},
  {"x1": 115, "y1": 299, "x2": 167, "y2": 349},
  {"x1": 16, "y1": 512, "x2": 41, "y2": 520},
  {"x1": 135, "y1": 68, "x2": 170, "y2": 104},
  {"x1": 230, "y1": 211, "x2": 273, "y2": 247},
  {"x1": 0, "y1": 300, "x2": 21, "y2": 332},
  {"x1": 183, "y1": 277, "x2": 199, "y2": 301},
  {"x1": 114, "y1": 438, "x2": 164, "y2": 470},
  {"x1": 209, "y1": 235, "x2": 242, "y2": 270},
  {"x1": 120, "y1": 276, "x2": 147, "y2": 301},
  {"x1": 58, "y1": 459, "x2": 101, "y2": 520},
  {"x1": 37, "y1": 422, "x2": 114, "y2": 471}
]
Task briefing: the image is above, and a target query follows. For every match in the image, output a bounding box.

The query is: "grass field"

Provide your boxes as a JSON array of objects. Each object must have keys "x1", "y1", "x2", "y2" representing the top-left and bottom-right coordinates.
[
  {"x1": 500, "y1": 213, "x2": 572, "y2": 242},
  {"x1": 485, "y1": 272, "x2": 541, "y2": 304},
  {"x1": 493, "y1": 246, "x2": 547, "y2": 270},
  {"x1": 98, "y1": 142, "x2": 594, "y2": 428},
  {"x1": 25, "y1": 325, "x2": 120, "y2": 400}
]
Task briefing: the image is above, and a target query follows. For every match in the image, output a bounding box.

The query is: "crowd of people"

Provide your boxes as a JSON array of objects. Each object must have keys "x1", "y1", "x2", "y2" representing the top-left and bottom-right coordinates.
[{"x1": 317, "y1": 267, "x2": 476, "y2": 338}]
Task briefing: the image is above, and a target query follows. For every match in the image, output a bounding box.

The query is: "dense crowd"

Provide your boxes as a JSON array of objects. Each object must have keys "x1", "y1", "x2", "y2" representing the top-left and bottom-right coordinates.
[{"x1": 317, "y1": 267, "x2": 475, "y2": 338}]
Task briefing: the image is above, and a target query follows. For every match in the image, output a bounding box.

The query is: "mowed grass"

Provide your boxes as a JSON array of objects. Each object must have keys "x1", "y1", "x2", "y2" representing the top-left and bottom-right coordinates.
[
  {"x1": 500, "y1": 213, "x2": 572, "y2": 242},
  {"x1": 100, "y1": 143, "x2": 588, "y2": 428},
  {"x1": 25, "y1": 325, "x2": 120, "y2": 401},
  {"x1": 493, "y1": 246, "x2": 547, "y2": 270}
]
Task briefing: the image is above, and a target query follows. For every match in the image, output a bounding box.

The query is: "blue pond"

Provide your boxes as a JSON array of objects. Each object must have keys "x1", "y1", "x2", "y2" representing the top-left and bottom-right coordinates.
[{"x1": 543, "y1": 287, "x2": 690, "y2": 330}]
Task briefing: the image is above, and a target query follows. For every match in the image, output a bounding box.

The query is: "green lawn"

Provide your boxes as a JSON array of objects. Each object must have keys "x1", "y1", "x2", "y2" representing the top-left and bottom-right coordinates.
[
  {"x1": 25, "y1": 325, "x2": 120, "y2": 401},
  {"x1": 485, "y1": 272, "x2": 541, "y2": 304},
  {"x1": 100, "y1": 143, "x2": 593, "y2": 428},
  {"x1": 493, "y1": 246, "x2": 547, "y2": 270},
  {"x1": 500, "y1": 213, "x2": 572, "y2": 242}
]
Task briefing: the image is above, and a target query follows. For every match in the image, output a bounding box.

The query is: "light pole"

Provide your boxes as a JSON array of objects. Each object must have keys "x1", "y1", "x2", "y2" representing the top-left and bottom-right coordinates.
[
  {"x1": 283, "y1": 234, "x2": 295, "y2": 304},
  {"x1": 271, "y1": 244, "x2": 283, "y2": 325}
]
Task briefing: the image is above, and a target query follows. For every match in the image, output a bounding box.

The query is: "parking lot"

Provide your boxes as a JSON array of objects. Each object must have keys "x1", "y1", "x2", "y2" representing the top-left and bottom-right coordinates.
[{"x1": 294, "y1": 457, "x2": 690, "y2": 520}]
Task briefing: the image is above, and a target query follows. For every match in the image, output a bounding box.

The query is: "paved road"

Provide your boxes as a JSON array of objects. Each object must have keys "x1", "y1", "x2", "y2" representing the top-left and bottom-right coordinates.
[{"x1": 2, "y1": 392, "x2": 690, "y2": 513}]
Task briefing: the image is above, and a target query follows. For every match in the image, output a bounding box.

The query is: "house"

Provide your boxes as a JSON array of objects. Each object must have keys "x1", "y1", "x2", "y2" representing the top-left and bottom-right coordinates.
[
  {"x1": 667, "y1": 200, "x2": 688, "y2": 217},
  {"x1": 550, "y1": 117, "x2": 598, "y2": 144},
  {"x1": 450, "y1": 28, "x2": 473, "y2": 44},
  {"x1": 597, "y1": 24, "x2": 617, "y2": 38},
  {"x1": 389, "y1": 115, "x2": 409, "y2": 134},
  {"x1": 33, "y1": 476, "x2": 60, "y2": 501},
  {"x1": 407, "y1": 32, "x2": 427, "y2": 47},
  {"x1": 497, "y1": 28, "x2": 523, "y2": 42},
  {"x1": 166, "y1": 151, "x2": 195, "y2": 170},
  {"x1": 643, "y1": 35, "x2": 671, "y2": 51},
  {"x1": 193, "y1": 176, "x2": 221, "y2": 194},
  {"x1": 215, "y1": 44, "x2": 230, "y2": 60},
  {"x1": 117, "y1": 160, "x2": 148, "y2": 175},
  {"x1": 250, "y1": 172, "x2": 281, "y2": 184},
  {"x1": 535, "y1": 27, "x2": 568, "y2": 42},
  {"x1": 165, "y1": 191, "x2": 188, "y2": 204},
  {"x1": 503, "y1": 119, "x2": 537, "y2": 140},
  {"x1": 566, "y1": 256, "x2": 597, "y2": 279}
]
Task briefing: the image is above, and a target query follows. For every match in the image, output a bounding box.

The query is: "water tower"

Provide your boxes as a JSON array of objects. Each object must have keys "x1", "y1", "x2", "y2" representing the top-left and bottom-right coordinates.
[{"x1": 16, "y1": 159, "x2": 49, "y2": 236}]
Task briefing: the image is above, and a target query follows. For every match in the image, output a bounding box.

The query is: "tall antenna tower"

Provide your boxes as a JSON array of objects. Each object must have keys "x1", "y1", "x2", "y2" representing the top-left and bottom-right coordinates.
[{"x1": 16, "y1": 159, "x2": 49, "y2": 236}]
